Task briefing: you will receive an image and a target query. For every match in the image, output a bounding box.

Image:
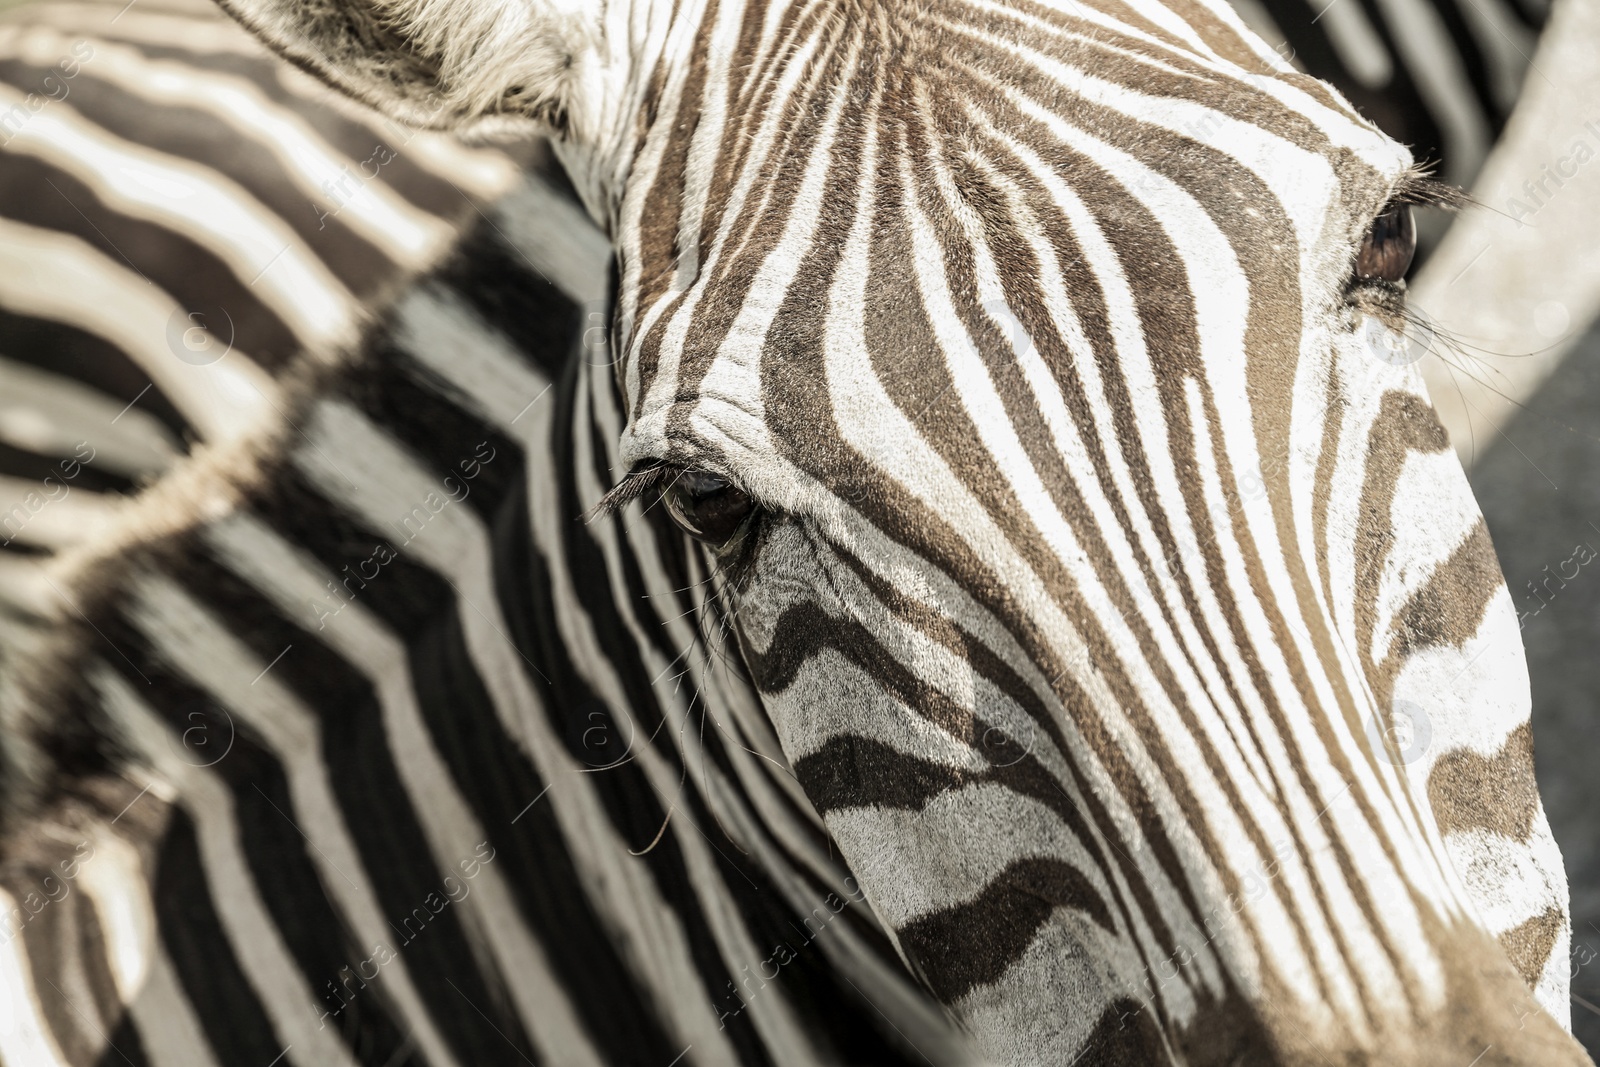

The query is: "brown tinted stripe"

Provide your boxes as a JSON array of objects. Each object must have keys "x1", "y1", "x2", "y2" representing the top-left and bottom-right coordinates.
[
  {"x1": 1427, "y1": 722, "x2": 1540, "y2": 841},
  {"x1": 894, "y1": 90, "x2": 1353, "y2": 1001},
  {"x1": 622, "y1": 6, "x2": 711, "y2": 409},
  {"x1": 666, "y1": 22, "x2": 858, "y2": 429},
  {"x1": 1387, "y1": 520, "x2": 1502, "y2": 661},
  {"x1": 1497, "y1": 905, "x2": 1565, "y2": 992}
]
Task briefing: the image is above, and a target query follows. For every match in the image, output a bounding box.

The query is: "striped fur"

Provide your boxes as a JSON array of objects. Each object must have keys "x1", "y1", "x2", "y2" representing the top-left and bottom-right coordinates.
[
  {"x1": 588, "y1": 3, "x2": 1582, "y2": 1061},
  {"x1": 0, "y1": 0, "x2": 521, "y2": 641},
  {"x1": 2, "y1": 162, "x2": 973, "y2": 1067},
  {"x1": 0, "y1": 4, "x2": 969, "y2": 1063},
  {"x1": 1228, "y1": 0, "x2": 1545, "y2": 187},
  {"x1": 0, "y1": 0, "x2": 1591, "y2": 1065}
]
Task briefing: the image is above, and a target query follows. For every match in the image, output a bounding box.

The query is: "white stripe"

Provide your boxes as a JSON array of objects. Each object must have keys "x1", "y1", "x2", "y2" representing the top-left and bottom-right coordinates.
[
  {"x1": 1318, "y1": 0, "x2": 1396, "y2": 89},
  {"x1": 1373, "y1": 0, "x2": 1492, "y2": 183},
  {"x1": 0, "y1": 552, "x2": 56, "y2": 620},
  {"x1": 492, "y1": 174, "x2": 614, "y2": 306},
  {"x1": 0, "y1": 354, "x2": 178, "y2": 480},
  {"x1": 125, "y1": 576, "x2": 468, "y2": 1067},
  {"x1": 396, "y1": 292, "x2": 830, "y2": 1063},
  {"x1": 1448, "y1": 0, "x2": 1536, "y2": 111},
  {"x1": 126, "y1": 942, "x2": 226, "y2": 1067},
  {"x1": 0, "y1": 474, "x2": 122, "y2": 550},
  {"x1": 0, "y1": 24, "x2": 456, "y2": 269},
  {"x1": 826, "y1": 782, "x2": 1116, "y2": 929},
  {"x1": 0, "y1": 218, "x2": 273, "y2": 442},
  {"x1": 269, "y1": 64, "x2": 522, "y2": 201},
  {"x1": 1373, "y1": 448, "x2": 1485, "y2": 653},
  {"x1": 73, "y1": 825, "x2": 154, "y2": 1003},
  {"x1": 0, "y1": 84, "x2": 359, "y2": 353},
  {"x1": 203, "y1": 514, "x2": 609, "y2": 1067},
  {"x1": 0, "y1": 887, "x2": 76, "y2": 1067},
  {"x1": 15, "y1": 4, "x2": 262, "y2": 55},
  {"x1": 93, "y1": 668, "x2": 363, "y2": 1067},
  {"x1": 292, "y1": 398, "x2": 744, "y2": 1066}
]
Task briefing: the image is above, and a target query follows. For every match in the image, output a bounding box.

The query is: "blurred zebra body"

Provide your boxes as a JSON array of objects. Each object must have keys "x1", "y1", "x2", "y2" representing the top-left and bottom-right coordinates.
[
  {"x1": 0, "y1": 0, "x2": 521, "y2": 638},
  {"x1": 0, "y1": 175, "x2": 964, "y2": 1066},
  {"x1": 1229, "y1": 0, "x2": 1545, "y2": 188}
]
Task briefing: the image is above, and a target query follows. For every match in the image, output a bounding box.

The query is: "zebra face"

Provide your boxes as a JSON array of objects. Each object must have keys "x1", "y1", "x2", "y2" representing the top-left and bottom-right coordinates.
[
  {"x1": 601, "y1": 13, "x2": 1586, "y2": 1067},
  {"x1": 212, "y1": 0, "x2": 1587, "y2": 1062}
]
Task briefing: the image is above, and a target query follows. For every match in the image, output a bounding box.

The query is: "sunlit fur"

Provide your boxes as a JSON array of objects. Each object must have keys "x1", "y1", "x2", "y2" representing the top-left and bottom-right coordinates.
[{"x1": 72, "y1": 0, "x2": 1592, "y2": 1062}]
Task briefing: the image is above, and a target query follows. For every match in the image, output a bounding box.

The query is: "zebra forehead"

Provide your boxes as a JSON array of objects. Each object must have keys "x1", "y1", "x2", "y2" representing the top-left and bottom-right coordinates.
[{"x1": 610, "y1": 2, "x2": 1411, "y2": 482}]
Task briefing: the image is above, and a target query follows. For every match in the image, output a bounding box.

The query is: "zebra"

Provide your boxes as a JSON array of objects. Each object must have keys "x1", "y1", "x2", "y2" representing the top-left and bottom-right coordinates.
[
  {"x1": 1227, "y1": 0, "x2": 1547, "y2": 189},
  {"x1": 0, "y1": 4, "x2": 967, "y2": 1065},
  {"x1": 0, "y1": 2, "x2": 1593, "y2": 1067},
  {"x1": 0, "y1": 0, "x2": 525, "y2": 645}
]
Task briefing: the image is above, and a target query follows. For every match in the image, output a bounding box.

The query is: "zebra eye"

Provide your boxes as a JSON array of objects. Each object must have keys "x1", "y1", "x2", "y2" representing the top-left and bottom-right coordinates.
[
  {"x1": 662, "y1": 470, "x2": 755, "y2": 546},
  {"x1": 1356, "y1": 203, "x2": 1416, "y2": 283}
]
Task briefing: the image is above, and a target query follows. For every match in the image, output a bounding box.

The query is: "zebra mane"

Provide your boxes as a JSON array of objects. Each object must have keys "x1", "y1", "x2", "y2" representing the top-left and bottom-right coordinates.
[{"x1": 212, "y1": 0, "x2": 609, "y2": 137}]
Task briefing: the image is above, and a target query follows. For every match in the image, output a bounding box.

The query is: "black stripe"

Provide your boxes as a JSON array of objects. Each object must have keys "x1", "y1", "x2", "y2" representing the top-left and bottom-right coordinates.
[
  {"x1": 145, "y1": 807, "x2": 286, "y2": 1065},
  {"x1": 0, "y1": 304, "x2": 188, "y2": 441},
  {"x1": 55, "y1": 36, "x2": 488, "y2": 219},
  {"x1": 98, "y1": 1011, "x2": 153, "y2": 1067},
  {"x1": 378, "y1": 338, "x2": 932, "y2": 1065},
  {"x1": 0, "y1": 440, "x2": 137, "y2": 495},
  {"x1": 0, "y1": 146, "x2": 302, "y2": 370},
  {"x1": 253, "y1": 465, "x2": 658, "y2": 1065},
  {"x1": 175, "y1": 538, "x2": 552, "y2": 1067},
  {"x1": 354, "y1": 349, "x2": 788, "y2": 1065},
  {"x1": 794, "y1": 734, "x2": 964, "y2": 814},
  {"x1": 897, "y1": 856, "x2": 1115, "y2": 1003},
  {"x1": 492, "y1": 344, "x2": 918, "y2": 1066},
  {"x1": 433, "y1": 230, "x2": 587, "y2": 380},
  {"x1": 0, "y1": 55, "x2": 399, "y2": 305},
  {"x1": 101, "y1": 592, "x2": 420, "y2": 1067},
  {"x1": 306, "y1": 346, "x2": 789, "y2": 1064}
]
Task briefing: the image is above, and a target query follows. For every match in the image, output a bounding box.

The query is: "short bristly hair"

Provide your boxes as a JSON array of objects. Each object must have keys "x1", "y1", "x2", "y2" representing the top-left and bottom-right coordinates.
[{"x1": 212, "y1": 0, "x2": 610, "y2": 139}]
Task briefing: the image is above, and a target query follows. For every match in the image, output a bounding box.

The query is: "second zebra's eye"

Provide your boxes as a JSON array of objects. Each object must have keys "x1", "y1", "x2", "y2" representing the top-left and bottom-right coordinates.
[
  {"x1": 663, "y1": 470, "x2": 755, "y2": 546},
  {"x1": 1356, "y1": 204, "x2": 1416, "y2": 283}
]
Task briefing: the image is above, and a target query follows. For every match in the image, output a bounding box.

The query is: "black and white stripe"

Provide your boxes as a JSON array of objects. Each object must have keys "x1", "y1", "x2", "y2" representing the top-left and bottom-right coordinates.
[
  {"x1": 1, "y1": 168, "x2": 974, "y2": 1066},
  {"x1": 1236, "y1": 0, "x2": 1546, "y2": 187},
  {"x1": 0, "y1": 0, "x2": 520, "y2": 640},
  {"x1": 0, "y1": 4, "x2": 967, "y2": 1064},
  {"x1": 0, "y1": 0, "x2": 1589, "y2": 1064}
]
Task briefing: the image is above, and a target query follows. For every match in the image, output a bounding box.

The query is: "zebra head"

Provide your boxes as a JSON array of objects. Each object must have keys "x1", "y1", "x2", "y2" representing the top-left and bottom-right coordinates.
[{"x1": 214, "y1": 0, "x2": 1589, "y2": 1063}]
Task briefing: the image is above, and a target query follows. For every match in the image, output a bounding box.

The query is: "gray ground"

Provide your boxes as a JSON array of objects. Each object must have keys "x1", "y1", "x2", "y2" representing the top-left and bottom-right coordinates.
[{"x1": 1467, "y1": 317, "x2": 1600, "y2": 1054}]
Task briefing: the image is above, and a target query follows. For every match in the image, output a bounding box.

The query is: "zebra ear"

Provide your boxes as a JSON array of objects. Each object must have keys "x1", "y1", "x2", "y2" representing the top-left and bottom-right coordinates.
[{"x1": 212, "y1": 0, "x2": 603, "y2": 136}]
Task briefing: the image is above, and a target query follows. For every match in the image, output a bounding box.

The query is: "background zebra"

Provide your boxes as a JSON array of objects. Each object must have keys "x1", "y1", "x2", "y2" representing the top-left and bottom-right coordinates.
[
  {"x1": 1229, "y1": 0, "x2": 1546, "y2": 253},
  {"x1": 0, "y1": 0, "x2": 525, "y2": 648},
  {"x1": 0, "y1": 0, "x2": 1596, "y2": 1064}
]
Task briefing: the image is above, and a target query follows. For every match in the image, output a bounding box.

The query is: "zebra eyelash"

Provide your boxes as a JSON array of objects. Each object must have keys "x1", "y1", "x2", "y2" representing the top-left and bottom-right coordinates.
[
  {"x1": 1389, "y1": 163, "x2": 1473, "y2": 210},
  {"x1": 587, "y1": 464, "x2": 677, "y2": 522}
]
